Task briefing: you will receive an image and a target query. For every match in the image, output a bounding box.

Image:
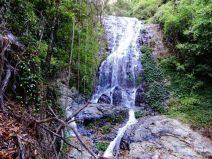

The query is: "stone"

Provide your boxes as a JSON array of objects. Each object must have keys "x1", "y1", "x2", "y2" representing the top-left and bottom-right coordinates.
[
  {"x1": 122, "y1": 116, "x2": 212, "y2": 159},
  {"x1": 135, "y1": 86, "x2": 145, "y2": 106},
  {"x1": 112, "y1": 86, "x2": 122, "y2": 106},
  {"x1": 76, "y1": 103, "x2": 128, "y2": 122},
  {"x1": 98, "y1": 94, "x2": 111, "y2": 104},
  {"x1": 56, "y1": 80, "x2": 85, "y2": 104},
  {"x1": 68, "y1": 136, "x2": 95, "y2": 159}
]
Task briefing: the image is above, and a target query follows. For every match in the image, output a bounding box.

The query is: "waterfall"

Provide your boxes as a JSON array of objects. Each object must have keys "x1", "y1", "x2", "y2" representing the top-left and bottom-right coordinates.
[{"x1": 92, "y1": 16, "x2": 143, "y2": 158}]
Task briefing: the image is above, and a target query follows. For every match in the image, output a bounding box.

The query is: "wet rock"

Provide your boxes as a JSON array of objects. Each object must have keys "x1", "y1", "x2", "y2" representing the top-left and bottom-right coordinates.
[
  {"x1": 123, "y1": 116, "x2": 212, "y2": 159},
  {"x1": 98, "y1": 94, "x2": 111, "y2": 104},
  {"x1": 56, "y1": 80, "x2": 85, "y2": 104},
  {"x1": 68, "y1": 136, "x2": 95, "y2": 159},
  {"x1": 135, "y1": 86, "x2": 145, "y2": 106},
  {"x1": 112, "y1": 86, "x2": 122, "y2": 106},
  {"x1": 76, "y1": 103, "x2": 128, "y2": 122}
]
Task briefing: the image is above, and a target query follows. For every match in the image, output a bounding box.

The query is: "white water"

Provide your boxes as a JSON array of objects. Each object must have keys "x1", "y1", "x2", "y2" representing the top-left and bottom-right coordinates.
[{"x1": 92, "y1": 16, "x2": 143, "y2": 158}]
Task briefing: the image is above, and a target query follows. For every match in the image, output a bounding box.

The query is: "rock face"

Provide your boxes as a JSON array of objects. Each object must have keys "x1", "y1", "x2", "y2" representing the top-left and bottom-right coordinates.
[
  {"x1": 112, "y1": 86, "x2": 122, "y2": 106},
  {"x1": 76, "y1": 103, "x2": 128, "y2": 122},
  {"x1": 98, "y1": 94, "x2": 111, "y2": 104},
  {"x1": 56, "y1": 80, "x2": 85, "y2": 106},
  {"x1": 68, "y1": 136, "x2": 95, "y2": 159},
  {"x1": 135, "y1": 86, "x2": 145, "y2": 106},
  {"x1": 123, "y1": 116, "x2": 212, "y2": 159}
]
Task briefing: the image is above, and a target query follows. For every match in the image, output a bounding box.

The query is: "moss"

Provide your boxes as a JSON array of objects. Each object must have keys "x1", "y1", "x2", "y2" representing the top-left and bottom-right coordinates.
[
  {"x1": 101, "y1": 125, "x2": 111, "y2": 134},
  {"x1": 135, "y1": 111, "x2": 143, "y2": 119},
  {"x1": 105, "y1": 113, "x2": 125, "y2": 124},
  {"x1": 96, "y1": 142, "x2": 109, "y2": 152}
]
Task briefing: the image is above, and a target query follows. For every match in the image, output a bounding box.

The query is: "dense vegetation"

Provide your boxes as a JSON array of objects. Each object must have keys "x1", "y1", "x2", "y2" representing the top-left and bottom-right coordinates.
[
  {"x1": 0, "y1": 1, "x2": 108, "y2": 157},
  {"x1": 141, "y1": 45, "x2": 168, "y2": 113},
  {"x1": 0, "y1": 0, "x2": 105, "y2": 110},
  {"x1": 110, "y1": 0, "x2": 212, "y2": 127}
]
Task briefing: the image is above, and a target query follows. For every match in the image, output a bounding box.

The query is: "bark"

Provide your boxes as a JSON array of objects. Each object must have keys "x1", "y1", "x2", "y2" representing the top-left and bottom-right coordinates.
[
  {"x1": 45, "y1": 1, "x2": 60, "y2": 70},
  {"x1": 45, "y1": 15, "x2": 57, "y2": 69},
  {"x1": 0, "y1": 64, "x2": 12, "y2": 111},
  {"x1": 17, "y1": 135, "x2": 26, "y2": 159},
  {"x1": 0, "y1": 34, "x2": 9, "y2": 83}
]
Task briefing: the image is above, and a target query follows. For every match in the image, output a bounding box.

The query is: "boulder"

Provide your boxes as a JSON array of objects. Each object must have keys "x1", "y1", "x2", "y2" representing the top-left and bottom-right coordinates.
[
  {"x1": 135, "y1": 86, "x2": 145, "y2": 106},
  {"x1": 76, "y1": 103, "x2": 128, "y2": 122},
  {"x1": 112, "y1": 86, "x2": 122, "y2": 106},
  {"x1": 98, "y1": 94, "x2": 111, "y2": 104},
  {"x1": 56, "y1": 80, "x2": 85, "y2": 104},
  {"x1": 123, "y1": 116, "x2": 212, "y2": 159}
]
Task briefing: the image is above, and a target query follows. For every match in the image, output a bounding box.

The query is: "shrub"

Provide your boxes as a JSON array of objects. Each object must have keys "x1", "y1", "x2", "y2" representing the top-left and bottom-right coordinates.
[
  {"x1": 141, "y1": 45, "x2": 168, "y2": 112},
  {"x1": 101, "y1": 125, "x2": 111, "y2": 134},
  {"x1": 96, "y1": 142, "x2": 109, "y2": 152},
  {"x1": 134, "y1": 111, "x2": 143, "y2": 119}
]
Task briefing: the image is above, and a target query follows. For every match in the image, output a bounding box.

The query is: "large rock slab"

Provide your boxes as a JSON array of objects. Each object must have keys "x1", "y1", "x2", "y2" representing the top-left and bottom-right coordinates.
[
  {"x1": 123, "y1": 116, "x2": 212, "y2": 159},
  {"x1": 77, "y1": 103, "x2": 128, "y2": 122}
]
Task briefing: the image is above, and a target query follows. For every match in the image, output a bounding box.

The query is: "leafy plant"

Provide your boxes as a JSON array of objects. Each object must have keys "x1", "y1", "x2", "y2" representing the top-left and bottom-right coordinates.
[
  {"x1": 135, "y1": 111, "x2": 143, "y2": 119},
  {"x1": 96, "y1": 142, "x2": 109, "y2": 152},
  {"x1": 101, "y1": 125, "x2": 111, "y2": 134},
  {"x1": 18, "y1": 55, "x2": 41, "y2": 109},
  {"x1": 141, "y1": 45, "x2": 168, "y2": 112}
]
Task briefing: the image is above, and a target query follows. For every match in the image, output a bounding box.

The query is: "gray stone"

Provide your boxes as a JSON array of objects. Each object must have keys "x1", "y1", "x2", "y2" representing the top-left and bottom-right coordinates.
[
  {"x1": 77, "y1": 103, "x2": 128, "y2": 122},
  {"x1": 112, "y1": 86, "x2": 122, "y2": 106},
  {"x1": 123, "y1": 116, "x2": 212, "y2": 159},
  {"x1": 98, "y1": 94, "x2": 111, "y2": 104},
  {"x1": 135, "y1": 86, "x2": 145, "y2": 106}
]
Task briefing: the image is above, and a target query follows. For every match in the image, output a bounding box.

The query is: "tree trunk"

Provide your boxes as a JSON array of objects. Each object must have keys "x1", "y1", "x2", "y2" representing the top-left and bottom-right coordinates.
[
  {"x1": 0, "y1": 64, "x2": 12, "y2": 111},
  {"x1": 45, "y1": 0, "x2": 60, "y2": 70},
  {"x1": 45, "y1": 14, "x2": 57, "y2": 69}
]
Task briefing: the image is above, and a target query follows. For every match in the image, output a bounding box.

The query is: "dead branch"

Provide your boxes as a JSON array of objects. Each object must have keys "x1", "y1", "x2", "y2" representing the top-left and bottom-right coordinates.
[
  {"x1": 36, "y1": 117, "x2": 56, "y2": 124},
  {"x1": 39, "y1": 124, "x2": 82, "y2": 152},
  {"x1": 65, "y1": 102, "x2": 90, "y2": 122},
  {"x1": 50, "y1": 102, "x2": 90, "y2": 147},
  {"x1": 52, "y1": 116, "x2": 98, "y2": 159},
  {"x1": 57, "y1": 130, "x2": 64, "y2": 159},
  {"x1": 17, "y1": 135, "x2": 26, "y2": 159},
  {"x1": 0, "y1": 64, "x2": 13, "y2": 112}
]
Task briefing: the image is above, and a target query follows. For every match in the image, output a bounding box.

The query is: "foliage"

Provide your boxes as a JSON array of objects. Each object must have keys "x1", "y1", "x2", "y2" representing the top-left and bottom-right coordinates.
[
  {"x1": 142, "y1": 45, "x2": 168, "y2": 112},
  {"x1": 101, "y1": 125, "x2": 111, "y2": 134},
  {"x1": 134, "y1": 111, "x2": 143, "y2": 119},
  {"x1": 160, "y1": 57, "x2": 212, "y2": 127},
  {"x1": 109, "y1": 0, "x2": 212, "y2": 84},
  {"x1": 1, "y1": 0, "x2": 104, "y2": 108},
  {"x1": 18, "y1": 54, "x2": 41, "y2": 108},
  {"x1": 96, "y1": 142, "x2": 109, "y2": 152},
  {"x1": 152, "y1": 0, "x2": 212, "y2": 81}
]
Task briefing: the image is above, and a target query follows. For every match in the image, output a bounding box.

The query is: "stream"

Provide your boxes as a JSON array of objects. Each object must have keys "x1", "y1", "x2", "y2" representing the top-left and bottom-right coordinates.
[{"x1": 91, "y1": 16, "x2": 144, "y2": 158}]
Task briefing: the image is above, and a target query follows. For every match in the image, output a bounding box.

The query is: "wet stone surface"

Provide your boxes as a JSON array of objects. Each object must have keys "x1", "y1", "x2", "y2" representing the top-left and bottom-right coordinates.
[{"x1": 121, "y1": 116, "x2": 212, "y2": 159}]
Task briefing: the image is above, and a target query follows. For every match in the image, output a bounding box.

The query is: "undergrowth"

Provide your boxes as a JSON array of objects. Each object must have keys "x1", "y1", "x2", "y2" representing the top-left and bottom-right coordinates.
[
  {"x1": 160, "y1": 56, "x2": 212, "y2": 128},
  {"x1": 142, "y1": 45, "x2": 168, "y2": 113}
]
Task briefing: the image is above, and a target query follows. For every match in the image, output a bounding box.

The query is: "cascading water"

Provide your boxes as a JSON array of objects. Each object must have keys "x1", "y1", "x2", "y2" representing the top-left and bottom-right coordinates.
[{"x1": 92, "y1": 16, "x2": 143, "y2": 158}]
